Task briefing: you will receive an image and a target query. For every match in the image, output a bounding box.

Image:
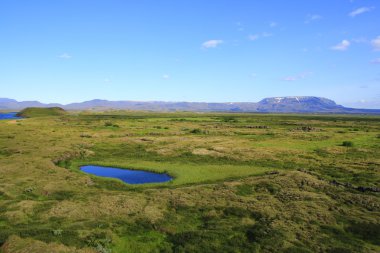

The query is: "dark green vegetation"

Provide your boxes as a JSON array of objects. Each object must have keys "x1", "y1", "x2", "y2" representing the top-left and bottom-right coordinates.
[
  {"x1": 16, "y1": 107, "x2": 67, "y2": 118},
  {"x1": 0, "y1": 111, "x2": 379, "y2": 252}
]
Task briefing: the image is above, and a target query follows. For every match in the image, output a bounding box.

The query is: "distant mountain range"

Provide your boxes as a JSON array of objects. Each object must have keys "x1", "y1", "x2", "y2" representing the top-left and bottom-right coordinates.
[{"x1": 1, "y1": 97, "x2": 379, "y2": 114}]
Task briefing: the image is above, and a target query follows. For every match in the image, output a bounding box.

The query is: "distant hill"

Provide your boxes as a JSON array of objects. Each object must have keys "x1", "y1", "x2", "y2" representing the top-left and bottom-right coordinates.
[
  {"x1": 256, "y1": 97, "x2": 343, "y2": 113},
  {"x1": 0, "y1": 98, "x2": 61, "y2": 110},
  {"x1": 17, "y1": 107, "x2": 67, "y2": 117},
  {"x1": 1, "y1": 97, "x2": 380, "y2": 114}
]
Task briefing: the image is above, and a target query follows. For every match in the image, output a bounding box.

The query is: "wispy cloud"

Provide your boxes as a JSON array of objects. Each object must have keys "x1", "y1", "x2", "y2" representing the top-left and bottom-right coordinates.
[
  {"x1": 262, "y1": 32, "x2": 272, "y2": 37},
  {"x1": 58, "y1": 53, "x2": 72, "y2": 59},
  {"x1": 346, "y1": 97, "x2": 380, "y2": 109},
  {"x1": 248, "y1": 32, "x2": 272, "y2": 41},
  {"x1": 236, "y1": 22, "x2": 244, "y2": 32},
  {"x1": 331, "y1": 40, "x2": 350, "y2": 51},
  {"x1": 162, "y1": 74, "x2": 170, "y2": 80},
  {"x1": 104, "y1": 78, "x2": 111, "y2": 83},
  {"x1": 370, "y1": 58, "x2": 380, "y2": 64},
  {"x1": 248, "y1": 34, "x2": 259, "y2": 41},
  {"x1": 352, "y1": 37, "x2": 368, "y2": 43},
  {"x1": 305, "y1": 14, "x2": 322, "y2": 24},
  {"x1": 371, "y1": 36, "x2": 380, "y2": 51},
  {"x1": 282, "y1": 72, "x2": 312, "y2": 81},
  {"x1": 349, "y1": 7, "x2": 374, "y2": 17},
  {"x1": 269, "y1": 22, "x2": 277, "y2": 28},
  {"x1": 283, "y1": 76, "x2": 297, "y2": 81},
  {"x1": 202, "y1": 40, "x2": 223, "y2": 49}
]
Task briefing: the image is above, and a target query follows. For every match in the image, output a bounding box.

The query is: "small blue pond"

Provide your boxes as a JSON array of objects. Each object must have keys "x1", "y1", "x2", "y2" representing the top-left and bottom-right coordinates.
[
  {"x1": 0, "y1": 112, "x2": 22, "y2": 120},
  {"x1": 80, "y1": 165, "x2": 172, "y2": 184}
]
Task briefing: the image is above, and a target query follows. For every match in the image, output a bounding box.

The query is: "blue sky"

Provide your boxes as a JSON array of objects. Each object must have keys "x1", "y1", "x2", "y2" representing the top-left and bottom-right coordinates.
[{"x1": 1, "y1": 0, "x2": 379, "y2": 108}]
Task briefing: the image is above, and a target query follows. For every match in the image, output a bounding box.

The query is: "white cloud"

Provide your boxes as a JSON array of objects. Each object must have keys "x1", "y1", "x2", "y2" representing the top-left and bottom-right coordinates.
[
  {"x1": 349, "y1": 7, "x2": 374, "y2": 17},
  {"x1": 305, "y1": 14, "x2": 322, "y2": 24},
  {"x1": 370, "y1": 58, "x2": 380, "y2": 64},
  {"x1": 104, "y1": 78, "x2": 111, "y2": 83},
  {"x1": 331, "y1": 40, "x2": 350, "y2": 51},
  {"x1": 202, "y1": 40, "x2": 223, "y2": 49},
  {"x1": 58, "y1": 53, "x2": 72, "y2": 59},
  {"x1": 162, "y1": 74, "x2": 170, "y2": 80},
  {"x1": 371, "y1": 36, "x2": 380, "y2": 51}
]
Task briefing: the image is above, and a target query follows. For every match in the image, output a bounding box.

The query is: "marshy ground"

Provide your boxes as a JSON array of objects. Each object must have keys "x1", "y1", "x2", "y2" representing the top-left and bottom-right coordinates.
[{"x1": 0, "y1": 111, "x2": 379, "y2": 252}]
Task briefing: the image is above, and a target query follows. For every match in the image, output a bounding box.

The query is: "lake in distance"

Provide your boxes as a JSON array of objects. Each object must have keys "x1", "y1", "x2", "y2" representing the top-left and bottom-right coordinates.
[{"x1": 0, "y1": 112, "x2": 22, "y2": 120}]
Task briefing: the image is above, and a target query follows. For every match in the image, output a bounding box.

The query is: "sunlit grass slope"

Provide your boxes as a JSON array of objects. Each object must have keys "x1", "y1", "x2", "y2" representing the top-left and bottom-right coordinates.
[{"x1": 16, "y1": 107, "x2": 67, "y2": 118}]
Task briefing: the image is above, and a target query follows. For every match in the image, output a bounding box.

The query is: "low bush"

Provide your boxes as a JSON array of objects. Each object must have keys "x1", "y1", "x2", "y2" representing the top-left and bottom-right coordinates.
[
  {"x1": 49, "y1": 191, "x2": 75, "y2": 201},
  {"x1": 346, "y1": 222, "x2": 380, "y2": 245},
  {"x1": 80, "y1": 133, "x2": 92, "y2": 138},
  {"x1": 104, "y1": 121, "x2": 119, "y2": 128},
  {"x1": 342, "y1": 141, "x2": 354, "y2": 147},
  {"x1": 235, "y1": 184, "x2": 254, "y2": 196}
]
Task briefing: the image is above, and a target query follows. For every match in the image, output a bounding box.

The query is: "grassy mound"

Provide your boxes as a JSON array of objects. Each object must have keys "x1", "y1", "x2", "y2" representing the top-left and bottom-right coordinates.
[{"x1": 17, "y1": 107, "x2": 67, "y2": 117}]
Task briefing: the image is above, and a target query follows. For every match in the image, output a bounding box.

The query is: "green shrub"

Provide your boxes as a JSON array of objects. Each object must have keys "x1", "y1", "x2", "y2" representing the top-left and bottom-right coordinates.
[
  {"x1": 168, "y1": 230, "x2": 256, "y2": 253},
  {"x1": 190, "y1": 128, "x2": 202, "y2": 134},
  {"x1": 220, "y1": 116, "x2": 238, "y2": 122},
  {"x1": 0, "y1": 228, "x2": 10, "y2": 246},
  {"x1": 342, "y1": 141, "x2": 354, "y2": 147},
  {"x1": 284, "y1": 246, "x2": 313, "y2": 253},
  {"x1": 235, "y1": 184, "x2": 253, "y2": 196},
  {"x1": 84, "y1": 232, "x2": 112, "y2": 253},
  {"x1": 49, "y1": 191, "x2": 75, "y2": 201},
  {"x1": 327, "y1": 247, "x2": 354, "y2": 253},
  {"x1": 104, "y1": 121, "x2": 119, "y2": 128},
  {"x1": 246, "y1": 220, "x2": 285, "y2": 250},
  {"x1": 255, "y1": 182, "x2": 280, "y2": 194},
  {"x1": 314, "y1": 148, "x2": 329, "y2": 157},
  {"x1": 80, "y1": 133, "x2": 92, "y2": 138},
  {"x1": 189, "y1": 128, "x2": 209, "y2": 134},
  {"x1": 223, "y1": 207, "x2": 250, "y2": 217},
  {"x1": 346, "y1": 222, "x2": 380, "y2": 245}
]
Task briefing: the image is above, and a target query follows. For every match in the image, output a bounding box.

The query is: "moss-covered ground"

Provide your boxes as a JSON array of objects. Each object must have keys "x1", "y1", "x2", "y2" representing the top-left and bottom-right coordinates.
[{"x1": 0, "y1": 111, "x2": 379, "y2": 252}]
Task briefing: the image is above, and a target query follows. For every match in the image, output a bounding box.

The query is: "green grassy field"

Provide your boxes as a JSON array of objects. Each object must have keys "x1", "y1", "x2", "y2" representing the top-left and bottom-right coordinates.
[{"x1": 0, "y1": 111, "x2": 379, "y2": 252}]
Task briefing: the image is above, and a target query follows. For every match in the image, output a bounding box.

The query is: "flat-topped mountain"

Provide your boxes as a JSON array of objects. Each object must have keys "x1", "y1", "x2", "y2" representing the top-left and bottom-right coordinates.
[
  {"x1": 256, "y1": 96, "x2": 344, "y2": 113},
  {"x1": 1, "y1": 96, "x2": 379, "y2": 114}
]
